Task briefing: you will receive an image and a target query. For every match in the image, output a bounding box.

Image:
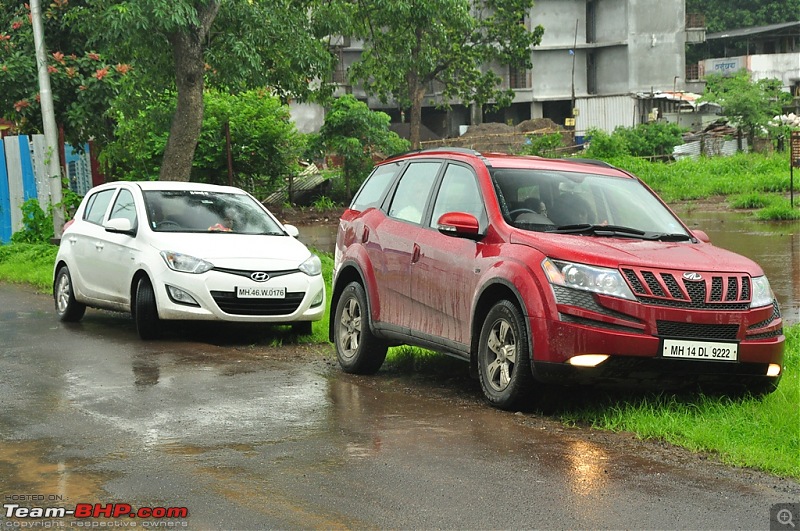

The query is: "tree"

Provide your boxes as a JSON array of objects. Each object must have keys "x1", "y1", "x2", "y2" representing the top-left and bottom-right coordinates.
[
  {"x1": 72, "y1": 0, "x2": 338, "y2": 181},
  {"x1": 346, "y1": 0, "x2": 543, "y2": 149},
  {"x1": 685, "y1": 0, "x2": 800, "y2": 33},
  {"x1": 0, "y1": 2, "x2": 133, "y2": 149},
  {"x1": 2, "y1": 1, "x2": 337, "y2": 181},
  {"x1": 700, "y1": 70, "x2": 792, "y2": 145},
  {"x1": 316, "y1": 95, "x2": 409, "y2": 198},
  {"x1": 101, "y1": 89, "x2": 306, "y2": 197}
]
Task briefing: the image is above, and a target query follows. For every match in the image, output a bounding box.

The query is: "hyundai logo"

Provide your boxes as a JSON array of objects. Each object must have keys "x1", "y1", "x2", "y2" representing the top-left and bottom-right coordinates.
[
  {"x1": 250, "y1": 272, "x2": 270, "y2": 282},
  {"x1": 683, "y1": 272, "x2": 703, "y2": 281}
]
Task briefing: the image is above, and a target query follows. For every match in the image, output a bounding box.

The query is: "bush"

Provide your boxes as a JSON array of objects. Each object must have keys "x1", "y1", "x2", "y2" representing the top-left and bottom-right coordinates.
[
  {"x1": 10, "y1": 199, "x2": 53, "y2": 244},
  {"x1": 583, "y1": 122, "x2": 687, "y2": 159}
]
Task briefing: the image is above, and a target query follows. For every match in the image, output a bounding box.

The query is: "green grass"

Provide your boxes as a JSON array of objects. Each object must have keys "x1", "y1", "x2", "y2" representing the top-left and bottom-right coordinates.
[
  {"x1": 0, "y1": 243, "x2": 58, "y2": 291},
  {"x1": 609, "y1": 152, "x2": 792, "y2": 202}
]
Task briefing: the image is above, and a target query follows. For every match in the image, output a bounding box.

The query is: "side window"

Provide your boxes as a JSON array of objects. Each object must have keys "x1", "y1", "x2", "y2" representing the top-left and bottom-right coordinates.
[
  {"x1": 388, "y1": 162, "x2": 441, "y2": 224},
  {"x1": 83, "y1": 189, "x2": 115, "y2": 225},
  {"x1": 109, "y1": 189, "x2": 137, "y2": 227},
  {"x1": 351, "y1": 163, "x2": 401, "y2": 211},
  {"x1": 429, "y1": 164, "x2": 485, "y2": 228}
]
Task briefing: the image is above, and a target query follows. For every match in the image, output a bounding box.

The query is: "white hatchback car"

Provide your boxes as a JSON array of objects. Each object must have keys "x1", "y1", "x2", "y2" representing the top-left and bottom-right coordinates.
[{"x1": 53, "y1": 181, "x2": 325, "y2": 339}]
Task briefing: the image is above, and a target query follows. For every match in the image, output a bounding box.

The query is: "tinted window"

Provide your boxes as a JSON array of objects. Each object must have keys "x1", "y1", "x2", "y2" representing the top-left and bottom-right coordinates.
[
  {"x1": 388, "y1": 162, "x2": 441, "y2": 224},
  {"x1": 83, "y1": 189, "x2": 115, "y2": 225},
  {"x1": 109, "y1": 189, "x2": 137, "y2": 226},
  {"x1": 430, "y1": 164, "x2": 485, "y2": 228},
  {"x1": 351, "y1": 163, "x2": 401, "y2": 211}
]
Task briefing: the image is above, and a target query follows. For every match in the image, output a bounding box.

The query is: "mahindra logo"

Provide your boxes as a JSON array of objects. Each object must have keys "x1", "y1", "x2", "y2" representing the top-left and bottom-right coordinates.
[
  {"x1": 683, "y1": 272, "x2": 703, "y2": 281},
  {"x1": 250, "y1": 272, "x2": 270, "y2": 282}
]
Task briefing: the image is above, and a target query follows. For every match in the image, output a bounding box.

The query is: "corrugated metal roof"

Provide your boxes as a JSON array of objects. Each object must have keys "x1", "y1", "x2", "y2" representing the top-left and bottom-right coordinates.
[
  {"x1": 263, "y1": 164, "x2": 326, "y2": 205},
  {"x1": 707, "y1": 21, "x2": 800, "y2": 40}
]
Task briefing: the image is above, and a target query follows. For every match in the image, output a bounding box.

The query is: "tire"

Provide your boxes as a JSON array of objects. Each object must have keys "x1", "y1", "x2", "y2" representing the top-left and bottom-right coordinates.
[
  {"x1": 53, "y1": 265, "x2": 86, "y2": 322},
  {"x1": 135, "y1": 277, "x2": 161, "y2": 340},
  {"x1": 334, "y1": 281, "x2": 387, "y2": 374},
  {"x1": 292, "y1": 321, "x2": 313, "y2": 335},
  {"x1": 478, "y1": 300, "x2": 534, "y2": 410}
]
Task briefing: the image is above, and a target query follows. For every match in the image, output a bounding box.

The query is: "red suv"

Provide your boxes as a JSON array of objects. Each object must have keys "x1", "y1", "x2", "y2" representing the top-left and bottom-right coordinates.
[{"x1": 330, "y1": 148, "x2": 784, "y2": 409}]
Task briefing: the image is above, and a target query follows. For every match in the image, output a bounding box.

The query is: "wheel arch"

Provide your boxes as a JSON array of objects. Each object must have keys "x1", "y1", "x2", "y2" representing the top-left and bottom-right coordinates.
[
  {"x1": 129, "y1": 269, "x2": 153, "y2": 315},
  {"x1": 469, "y1": 267, "x2": 549, "y2": 379},
  {"x1": 329, "y1": 261, "x2": 368, "y2": 342}
]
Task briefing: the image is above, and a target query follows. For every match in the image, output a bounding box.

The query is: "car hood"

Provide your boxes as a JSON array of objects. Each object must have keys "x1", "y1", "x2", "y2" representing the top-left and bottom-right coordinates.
[
  {"x1": 147, "y1": 232, "x2": 312, "y2": 269},
  {"x1": 511, "y1": 232, "x2": 764, "y2": 275}
]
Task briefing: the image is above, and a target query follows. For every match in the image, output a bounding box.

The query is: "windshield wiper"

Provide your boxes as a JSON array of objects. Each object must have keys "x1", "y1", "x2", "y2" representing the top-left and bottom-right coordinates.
[
  {"x1": 549, "y1": 224, "x2": 693, "y2": 242},
  {"x1": 648, "y1": 232, "x2": 694, "y2": 242},
  {"x1": 550, "y1": 224, "x2": 646, "y2": 237}
]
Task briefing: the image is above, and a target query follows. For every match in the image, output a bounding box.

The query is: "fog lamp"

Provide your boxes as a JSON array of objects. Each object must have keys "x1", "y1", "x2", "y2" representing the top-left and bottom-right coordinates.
[
  {"x1": 310, "y1": 288, "x2": 324, "y2": 307},
  {"x1": 767, "y1": 364, "x2": 782, "y2": 377},
  {"x1": 567, "y1": 354, "x2": 610, "y2": 367},
  {"x1": 166, "y1": 285, "x2": 200, "y2": 306}
]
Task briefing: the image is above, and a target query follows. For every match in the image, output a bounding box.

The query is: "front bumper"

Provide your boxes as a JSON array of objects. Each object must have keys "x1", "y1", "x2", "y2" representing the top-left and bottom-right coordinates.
[
  {"x1": 528, "y1": 287, "x2": 785, "y2": 388},
  {"x1": 152, "y1": 266, "x2": 326, "y2": 323}
]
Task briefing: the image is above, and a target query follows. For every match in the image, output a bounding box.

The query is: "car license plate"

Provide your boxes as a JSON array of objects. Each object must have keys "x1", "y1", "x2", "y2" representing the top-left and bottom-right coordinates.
[
  {"x1": 236, "y1": 286, "x2": 286, "y2": 299},
  {"x1": 661, "y1": 339, "x2": 738, "y2": 361}
]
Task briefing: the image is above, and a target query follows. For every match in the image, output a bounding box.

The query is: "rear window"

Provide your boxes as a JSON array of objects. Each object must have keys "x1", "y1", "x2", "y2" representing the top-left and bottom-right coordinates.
[
  {"x1": 83, "y1": 189, "x2": 115, "y2": 225},
  {"x1": 351, "y1": 163, "x2": 401, "y2": 211}
]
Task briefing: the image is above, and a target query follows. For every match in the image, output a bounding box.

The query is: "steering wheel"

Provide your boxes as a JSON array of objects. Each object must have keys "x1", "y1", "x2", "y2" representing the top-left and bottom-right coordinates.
[
  {"x1": 509, "y1": 208, "x2": 537, "y2": 218},
  {"x1": 157, "y1": 220, "x2": 180, "y2": 229}
]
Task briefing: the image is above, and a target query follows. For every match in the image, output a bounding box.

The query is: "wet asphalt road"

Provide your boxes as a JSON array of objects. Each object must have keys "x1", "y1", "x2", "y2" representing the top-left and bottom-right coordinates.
[{"x1": 1, "y1": 281, "x2": 798, "y2": 530}]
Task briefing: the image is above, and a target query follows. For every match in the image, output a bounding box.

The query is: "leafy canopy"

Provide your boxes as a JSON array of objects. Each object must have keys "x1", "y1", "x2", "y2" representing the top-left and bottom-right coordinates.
[
  {"x1": 316, "y1": 95, "x2": 409, "y2": 198},
  {"x1": 346, "y1": 0, "x2": 543, "y2": 147},
  {"x1": 102, "y1": 89, "x2": 305, "y2": 197},
  {"x1": 700, "y1": 70, "x2": 791, "y2": 139}
]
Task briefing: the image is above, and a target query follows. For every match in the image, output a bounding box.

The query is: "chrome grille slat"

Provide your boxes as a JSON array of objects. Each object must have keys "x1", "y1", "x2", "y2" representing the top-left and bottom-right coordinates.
[{"x1": 621, "y1": 267, "x2": 751, "y2": 310}]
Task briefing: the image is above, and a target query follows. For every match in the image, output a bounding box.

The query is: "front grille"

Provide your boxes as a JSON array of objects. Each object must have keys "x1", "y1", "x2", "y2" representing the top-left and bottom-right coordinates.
[
  {"x1": 656, "y1": 320, "x2": 739, "y2": 341},
  {"x1": 621, "y1": 267, "x2": 750, "y2": 310},
  {"x1": 210, "y1": 291, "x2": 304, "y2": 316},
  {"x1": 213, "y1": 267, "x2": 299, "y2": 279}
]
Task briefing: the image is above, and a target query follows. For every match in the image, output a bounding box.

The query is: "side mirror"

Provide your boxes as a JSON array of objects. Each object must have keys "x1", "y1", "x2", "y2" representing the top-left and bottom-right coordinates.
[
  {"x1": 692, "y1": 229, "x2": 710, "y2": 243},
  {"x1": 436, "y1": 212, "x2": 483, "y2": 240},
  {"x1": 284, "y1": 223, "x2": 300, "y2": 238},
  {"x1": 104, "y1": 218, "x2": 136, "y2": 236}
]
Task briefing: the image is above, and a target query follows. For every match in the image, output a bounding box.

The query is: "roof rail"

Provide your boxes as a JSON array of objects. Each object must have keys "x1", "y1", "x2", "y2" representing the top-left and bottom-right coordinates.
[
  {"x1": 417, "y1": 146, "x2": 482, "y2": 156},
  {"x1": 567, "y1": 157, "x2": 615, "y2": 169}
]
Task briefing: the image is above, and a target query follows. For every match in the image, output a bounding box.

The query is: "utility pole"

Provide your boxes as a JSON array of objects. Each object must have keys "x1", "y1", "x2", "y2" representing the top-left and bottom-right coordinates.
[{"x1": 30, "y1": 0, "x2": 64, "y2": 237}]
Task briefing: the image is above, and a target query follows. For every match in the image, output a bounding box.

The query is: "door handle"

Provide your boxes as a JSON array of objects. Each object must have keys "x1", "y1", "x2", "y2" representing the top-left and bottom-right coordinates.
[
  {"x1": 95, "y1": 242, "x2": 104, "y2": 250},
  {"x1": 411, "y1": 243, "x2": 421, "y2": 264}
]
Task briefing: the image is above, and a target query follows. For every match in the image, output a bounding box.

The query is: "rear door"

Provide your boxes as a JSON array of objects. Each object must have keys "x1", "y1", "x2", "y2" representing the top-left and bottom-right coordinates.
[
  {"x1": 410, "y1": 162, "x2": 487, "y2": 347},
  {"x1": 368, "y1": 161, "x2": 440, "y2": 330},
  {"x1": 67, "y1": 187, "x2": 116, "y2": 300}
]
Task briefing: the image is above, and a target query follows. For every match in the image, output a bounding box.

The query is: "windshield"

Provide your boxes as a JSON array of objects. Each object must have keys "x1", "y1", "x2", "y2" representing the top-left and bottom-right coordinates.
[
  {"x1": 491, "y1": 168, "x2": 689, "y2": 238},
  {"x1": 143, "y1": 190, "x2": 284, "y2": 235}
]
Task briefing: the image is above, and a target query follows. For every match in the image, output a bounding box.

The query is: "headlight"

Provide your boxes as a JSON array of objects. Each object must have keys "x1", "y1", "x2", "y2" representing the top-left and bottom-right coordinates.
[
  {"x1": 160, "y1": 251, "x2": 214, "y2": 274},
  {"x1": 299, "y1": 254, "x2": 322, "y2": 276},
  {"x1": 542, "y1": 258, "x2": 636, "y2": 300},
  {"x1": 750, "y1": 275, "x2": 774, "y2": 308}
]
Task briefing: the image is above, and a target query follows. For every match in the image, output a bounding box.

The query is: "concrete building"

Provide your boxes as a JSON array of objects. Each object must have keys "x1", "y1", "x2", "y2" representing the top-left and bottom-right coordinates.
[
  {"x1": 688, "y1": 21, "x2": 800, "y2": 100},
  {"x1": 297, "y1": 0, "x2": 699, "y2": 140}
]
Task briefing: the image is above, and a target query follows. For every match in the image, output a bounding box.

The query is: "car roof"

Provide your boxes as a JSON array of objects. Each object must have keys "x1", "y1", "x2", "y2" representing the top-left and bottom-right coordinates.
[
  {"x1": 382, "y1": 148, "x2": 633, "y2": 179},
  {"x1": 90, "y1": 181, "x2": 248, "y2": 194}
]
